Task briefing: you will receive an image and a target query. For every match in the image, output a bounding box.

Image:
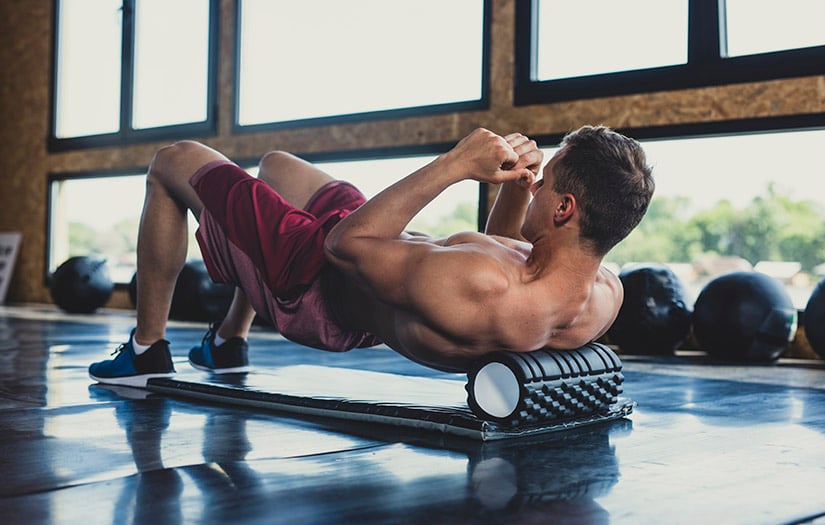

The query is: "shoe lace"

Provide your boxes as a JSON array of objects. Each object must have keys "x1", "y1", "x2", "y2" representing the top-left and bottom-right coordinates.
[
  {"x1": 110, "y1": 342, "x2": 127, "y2": 356},
  {"x1": 202, "y1": 322, "x2": 219, "y2": 346}
]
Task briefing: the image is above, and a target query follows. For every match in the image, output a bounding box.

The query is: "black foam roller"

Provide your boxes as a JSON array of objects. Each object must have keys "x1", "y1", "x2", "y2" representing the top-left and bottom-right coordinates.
[{"x1": 466, "y1": 343, "x2": 625, "y2": 426}]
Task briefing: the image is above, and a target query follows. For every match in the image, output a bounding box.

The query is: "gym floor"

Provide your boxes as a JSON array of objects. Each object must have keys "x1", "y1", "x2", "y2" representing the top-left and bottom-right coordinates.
[{"x1": 2, "y1": 306, "x2": 825, "y2": 525}]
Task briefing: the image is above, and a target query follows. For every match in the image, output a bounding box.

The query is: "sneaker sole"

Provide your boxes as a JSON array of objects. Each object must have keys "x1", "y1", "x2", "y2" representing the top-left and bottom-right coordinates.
[
  {"x1": 189, "y1": 360, "x2": 251, "y2": 374},
  {"x1": 88, "y1": 372, "x2": 176, "y2": 388}
]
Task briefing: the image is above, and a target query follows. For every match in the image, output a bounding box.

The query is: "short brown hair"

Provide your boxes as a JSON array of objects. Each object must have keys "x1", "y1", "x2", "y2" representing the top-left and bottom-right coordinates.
[{"x1": 553, "y1": 126, "x2": 654, "y2": 256}]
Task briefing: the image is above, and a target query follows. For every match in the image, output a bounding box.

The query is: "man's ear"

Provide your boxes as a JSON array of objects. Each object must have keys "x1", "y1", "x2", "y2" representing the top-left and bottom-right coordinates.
[{"x1": 553, "y1": 194, "x2": 576, "y2": 225}]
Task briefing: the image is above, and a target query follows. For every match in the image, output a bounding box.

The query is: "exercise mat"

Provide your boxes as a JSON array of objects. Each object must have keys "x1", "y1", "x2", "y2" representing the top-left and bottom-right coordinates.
[{"x1": 147, "y1": 361, "x2": 633, "y2": 441}]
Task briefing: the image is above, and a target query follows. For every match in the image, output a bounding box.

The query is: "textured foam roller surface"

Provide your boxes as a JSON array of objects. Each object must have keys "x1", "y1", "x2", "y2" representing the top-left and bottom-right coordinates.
[{"x1": 466, "y1": 343, "x2": 625, "y2": 426}]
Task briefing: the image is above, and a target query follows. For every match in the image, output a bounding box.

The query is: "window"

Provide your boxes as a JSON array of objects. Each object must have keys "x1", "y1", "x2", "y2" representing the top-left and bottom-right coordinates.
[
  {"x1": 516, "y1": 0, "x2": 825, "y2": 104},
  {"x1": 236, "y1": 0, "x2": 489, "y2": 129},
  {"x1": 48, "y1": 173, "x2": 146, "y2": 284},
  {"x1": 131, "y1": 0, "x2": 212, "y2": 129},
  {"x1": 535, "y1": 0, "x2": 688, "y2": 80},
  {"x1": 724, "y1": 0, "x2": 825, "y2": 57},
  {"x1": 53, "y1": 0, "x2": 122, "y2": 138},
  {"x1": 48, "y1": 155, "x2": 480, "y2": 284},
  {"x1": 50, "y1": 0, "x2": 218, "y2": 150}
]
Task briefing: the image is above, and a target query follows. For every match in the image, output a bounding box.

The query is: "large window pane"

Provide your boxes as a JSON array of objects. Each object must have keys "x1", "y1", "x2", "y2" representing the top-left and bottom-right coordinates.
[
  {"x1": 132, "y1": 0, "x2": 211, "y2": 129},
  {"x1": 238, "y1": 0, "x2": 485, "y2": 125},
  {"x1": 50, "y1": 176, "x2": 144, "y2": 283},
  {"x1": 724, "y1": 0, "x2": 825, "y2": 57},
  {"x1": 54, "y1": 0, "x2": 122, "y2": 138},
  {"x1": 535, "y1": 0, "x2": 688, "y2": 80}
]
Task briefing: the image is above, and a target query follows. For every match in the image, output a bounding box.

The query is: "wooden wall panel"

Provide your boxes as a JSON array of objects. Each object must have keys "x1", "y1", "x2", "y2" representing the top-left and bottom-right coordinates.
[{"x1": 0, "y1": 0, "x2": 53, "y2": 304}]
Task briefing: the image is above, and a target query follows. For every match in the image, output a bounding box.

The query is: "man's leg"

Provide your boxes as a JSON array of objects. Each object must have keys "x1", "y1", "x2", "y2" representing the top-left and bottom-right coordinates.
[
  {"x1": 90, "y1": 141, "x2": 228, "y2": 386},
  {"x1": 256, "y1": 150, "x2": 335, "y2": 208},
  {"x1": 135, "y1": 141, "x2": 229, "y2": 344}
]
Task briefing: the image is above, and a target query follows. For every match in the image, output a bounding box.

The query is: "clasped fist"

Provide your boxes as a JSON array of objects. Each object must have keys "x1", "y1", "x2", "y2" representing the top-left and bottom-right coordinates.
[{"x1": 449, "y1": 128, "x2": 543, "y2": 187}]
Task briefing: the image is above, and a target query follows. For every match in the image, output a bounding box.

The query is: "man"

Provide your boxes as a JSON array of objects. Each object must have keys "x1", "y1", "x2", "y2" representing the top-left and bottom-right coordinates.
[{"x1": 89, "y1": 126, "x2": 654, "y2": 386}]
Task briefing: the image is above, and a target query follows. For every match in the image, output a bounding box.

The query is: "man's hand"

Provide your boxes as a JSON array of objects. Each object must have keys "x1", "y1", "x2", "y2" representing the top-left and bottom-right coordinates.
[
  {"x1": 445, "y1": 128, "x2": 537, "y2": 186},
  {"x1": 482, "y1": 132, "x2": 542, "y2": 240},
  {"x1": 504, "y1": 133, "x2": 543, "y2": 189}
]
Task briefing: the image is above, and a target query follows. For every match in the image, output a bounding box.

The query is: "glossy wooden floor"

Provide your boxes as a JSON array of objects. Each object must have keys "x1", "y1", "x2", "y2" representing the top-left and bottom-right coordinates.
[{"x1": 2, "y1": 305, "x2": 825, "y2": 524}]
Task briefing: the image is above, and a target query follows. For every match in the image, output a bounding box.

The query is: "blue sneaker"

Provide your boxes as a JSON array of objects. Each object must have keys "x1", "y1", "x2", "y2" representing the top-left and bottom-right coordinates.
[
  {"x1": 89, "y1": 329, "x2": 176, "y2": 387},
  {"x1": 189, "y1": 323, "x2": 250, "y2": 374}
]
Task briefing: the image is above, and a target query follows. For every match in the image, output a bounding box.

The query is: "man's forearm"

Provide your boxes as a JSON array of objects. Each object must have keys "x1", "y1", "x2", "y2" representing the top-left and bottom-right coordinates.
[
  {"x1": 484, "y1": 181, "x2": 531, "y2": 240},
  {"x1": 326, "y1": 128, "x2": 527, "y2": 260},
  {"x1": 326, "y1": 154, "x2": 462, "y2": 251}
]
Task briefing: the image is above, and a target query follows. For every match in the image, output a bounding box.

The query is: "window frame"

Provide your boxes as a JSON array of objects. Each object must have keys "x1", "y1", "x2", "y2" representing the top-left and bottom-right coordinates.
[
  {"x1": 48, "y1": 0, "x2": 220, "y2": 152},
  {"x1": 514, "y1": 0, "x2": 825, "y2": 105},
  {"x1": 231, "y1": 0, "x2": 493, "y2": 133}
]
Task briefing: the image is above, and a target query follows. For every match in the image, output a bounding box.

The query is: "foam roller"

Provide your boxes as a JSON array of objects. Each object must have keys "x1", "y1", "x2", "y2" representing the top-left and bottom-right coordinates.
[{"x1": 466, "y1": 343, "x2": 625, "y2": 426}]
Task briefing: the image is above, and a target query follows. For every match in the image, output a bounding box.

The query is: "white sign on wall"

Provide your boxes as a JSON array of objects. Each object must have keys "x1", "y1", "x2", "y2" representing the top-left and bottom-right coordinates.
[{"x1": 0, "y1": 232, "x2": 22, "y2": 304}]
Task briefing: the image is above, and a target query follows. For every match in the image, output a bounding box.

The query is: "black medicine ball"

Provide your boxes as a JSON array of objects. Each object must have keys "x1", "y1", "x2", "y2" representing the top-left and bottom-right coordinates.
[
  {"x1": 607, "y1": 264, "x2": 692, "y2": 354},
  {"x1": 50, "y1": 256, "x2": 114, "y2": 314},
  {"x1": 169, "y1": 259, "x2": 233, "y2": 322},
  {"x1": 693, "y1": 271, "x2": 797, "y2": 362},
  {"x1": 804, "y1": 278, "x2": 825, "y2": 359}
]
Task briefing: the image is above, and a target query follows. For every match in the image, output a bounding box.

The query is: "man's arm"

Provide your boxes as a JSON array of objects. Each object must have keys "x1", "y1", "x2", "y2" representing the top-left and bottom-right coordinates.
[
  {"x1": 324, "y1": 128, "x2": 533, "y2": 304},
  {"x1": 484, "y1": 182, "x2": 532, "y2": 241},
  {"x1": 483, "y1": 134, "x2": 542, "y2": 241}
]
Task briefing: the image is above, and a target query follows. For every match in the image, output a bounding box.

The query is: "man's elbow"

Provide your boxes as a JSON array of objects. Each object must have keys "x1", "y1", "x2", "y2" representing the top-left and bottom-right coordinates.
[
  {"x1": 324, "y1": 225, "x2": 360, "y2": 267},
  {"x1": 323, "y1": 230, "x2": 343, "y2": 264}
]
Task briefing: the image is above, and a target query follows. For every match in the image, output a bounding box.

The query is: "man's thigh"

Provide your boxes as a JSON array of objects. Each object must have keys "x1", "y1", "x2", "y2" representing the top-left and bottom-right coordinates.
[{"x1": 256, "y1": 151, "x2": 336, "y2": 209}]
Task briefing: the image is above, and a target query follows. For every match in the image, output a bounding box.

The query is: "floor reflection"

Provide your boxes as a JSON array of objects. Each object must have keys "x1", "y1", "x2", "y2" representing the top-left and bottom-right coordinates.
[
  {"x1": 4, "y1": 309, "x2": 825, "y2": 524},
  {"x1": 77, "y1": 381, "x2": 629, "y2": 524}
]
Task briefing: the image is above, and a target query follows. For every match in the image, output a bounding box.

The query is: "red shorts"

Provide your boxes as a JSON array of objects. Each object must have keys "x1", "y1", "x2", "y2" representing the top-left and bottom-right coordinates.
[{"x1": 190, "y1": 160, "x2": 381, "y2": 351}]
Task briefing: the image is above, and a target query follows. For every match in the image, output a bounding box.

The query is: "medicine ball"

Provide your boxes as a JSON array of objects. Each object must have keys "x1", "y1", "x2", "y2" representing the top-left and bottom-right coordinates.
[
  {"x1": 169, "y1": 259, "x2": 233, "y2": 322},
  {"x1": 49, "y1": 256, "x2": 114, "y2": 314},
  {"x1": 804, "y1": 278, "x2": 825, "y2": 359},
  {"x1": 693, "y1": 271, "x2": 798, "y2": 362},
  {"x1": 607, "y1": 264, "x2": 692, "y2": 355}
]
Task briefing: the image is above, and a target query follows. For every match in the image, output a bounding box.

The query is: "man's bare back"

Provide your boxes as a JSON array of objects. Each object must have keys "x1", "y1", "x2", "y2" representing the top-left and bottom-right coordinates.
[{"x1": 330, "y1": 226, "x2": 623, "y2": 372}]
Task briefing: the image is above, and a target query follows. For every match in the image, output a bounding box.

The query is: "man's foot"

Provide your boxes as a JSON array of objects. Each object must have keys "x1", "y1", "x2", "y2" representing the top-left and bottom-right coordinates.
[
  {"x1": 189, "y1": 323, "x2": 250, "y2": 374},
  {"x1": 89, "y1": 329, "x2": 176, "y2": 387}
]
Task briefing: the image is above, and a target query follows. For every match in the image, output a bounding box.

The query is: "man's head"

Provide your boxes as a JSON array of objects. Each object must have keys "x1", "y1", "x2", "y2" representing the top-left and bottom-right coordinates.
[{"x1": 543, "y1": 125, "x2": 654, "y2": 256}]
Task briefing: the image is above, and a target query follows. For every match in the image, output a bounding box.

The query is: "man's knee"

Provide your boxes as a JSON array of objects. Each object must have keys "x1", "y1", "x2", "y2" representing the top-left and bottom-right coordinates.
[
  {"x1": 150, "y1": 140, "x2": 202, "y2": 176},
  {"x1": 148, "y1": 140, "x2": 221, "y2": 188},
  {"x1": 257, "y1": 150, "x2": 299, "y2": 181}
]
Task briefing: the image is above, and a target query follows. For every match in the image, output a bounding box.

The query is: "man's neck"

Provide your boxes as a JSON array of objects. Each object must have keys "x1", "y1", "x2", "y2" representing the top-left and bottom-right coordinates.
[{"x1": 526, "y1": 235, "x2": 603, "y2": 281}]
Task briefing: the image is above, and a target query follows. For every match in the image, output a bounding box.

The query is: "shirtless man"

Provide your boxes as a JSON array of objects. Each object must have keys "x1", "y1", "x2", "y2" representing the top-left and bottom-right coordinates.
[{"x1": 89, "y1": 126, "x2": 654, "y2": 386}]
